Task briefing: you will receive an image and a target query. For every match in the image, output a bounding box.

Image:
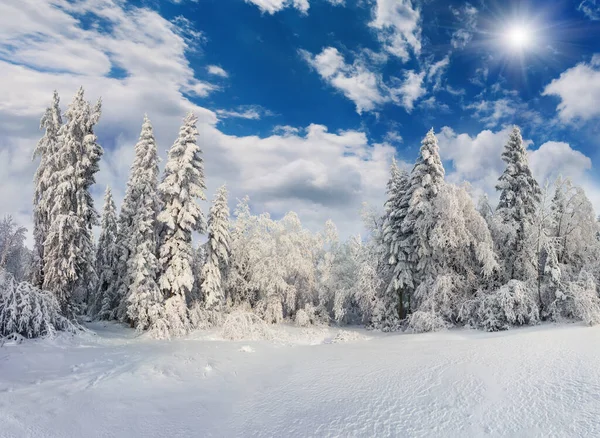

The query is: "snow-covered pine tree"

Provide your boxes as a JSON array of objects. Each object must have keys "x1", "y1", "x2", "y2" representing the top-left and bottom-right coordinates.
[
  {"x1": 495, "y1": 126, "x2": 541, "y2": 282},
  {"x1": 91, "y1": 187, "x2": 118, "y2": 318},
  {"x1": 157, "y1": 112, "x2": 207, "y2": 336},
  {"x1": 401, "y1": 129, "x2": 445, "y2": 310},
  {"x1": 202, "y1": 185, "x2": 230, "y2": 310},
  {"x1": 113, "y1": 115, "x2": 161, "y2": 323},
  {"x1": 32, "y1": 91, "x2": 62, "y2": 288},
  {"x1": 382, "y1": 158, "x2": 412, "y2": 320},
  {"x1": 42, "y1": 87, "x2": 103, "y2": 316}
]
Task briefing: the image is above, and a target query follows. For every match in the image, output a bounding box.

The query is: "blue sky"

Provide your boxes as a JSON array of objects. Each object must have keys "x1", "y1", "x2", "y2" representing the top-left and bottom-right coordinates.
[
  {"x1": 2, "y1": 0, "x2": 600, "y2": 240},
  {"x1": 164, "y1": 0, "x2": 600, "y2": 156}
]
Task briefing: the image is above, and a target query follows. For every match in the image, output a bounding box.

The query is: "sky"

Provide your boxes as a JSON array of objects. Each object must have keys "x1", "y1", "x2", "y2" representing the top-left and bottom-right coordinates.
[{"x1": 2, "y1": 0, "x2": 600, "y2": 243}]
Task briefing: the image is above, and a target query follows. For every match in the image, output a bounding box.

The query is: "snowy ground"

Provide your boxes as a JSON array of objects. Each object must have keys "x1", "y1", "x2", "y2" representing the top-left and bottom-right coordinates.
[{"x1": 2, "y1": 323, "x2": 600, "y2": 438}]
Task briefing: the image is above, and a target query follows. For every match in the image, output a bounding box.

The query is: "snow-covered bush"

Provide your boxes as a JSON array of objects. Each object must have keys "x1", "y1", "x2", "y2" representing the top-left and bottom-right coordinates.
[
  {"x1": 294, "y1": 303, "x2": 328, "y2": 327},
  {"x1": 461, "y1": 280, "x2": 540, "y2": 331},
  {"x1": 189, "y1": 303, "x2": 225, "y2": 330},
  {"x1": 406, "y1": 311, "x2": 448, "y2": 333},
  {"x1": 256, "y1": 296, "x2": 284, "y2": 324},
  {"x1": 295, "y1": 308, "x2": 311, "y2": 327},
  {"x1": 221, "y1": 310, "x2": 273, "y2": 341},
  {"x1": 0, "y1": 270, "x2": 77, "y2": 339},
  {"x1": 547, "y1": 270, "x2": 600, "y2": 326}
]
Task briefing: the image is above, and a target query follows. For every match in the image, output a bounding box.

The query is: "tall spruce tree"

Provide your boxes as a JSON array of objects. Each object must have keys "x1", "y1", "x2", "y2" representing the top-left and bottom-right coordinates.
[
  {"x1": 91, "y1": 186, "x2": 118, "y2": 318},
  {"x1": 42, "y1": 87, "x2": 103, "y2": 316},
  {"x1": 113, "y1": 115, "x2": 161, "y2": 322},
  {"x1": 382, "y1": 158, "x2": 412, "y2": 320},
  {"x1": 401, "y1": 129, "x2": 446, "y2": 310},
  {"x1": 202, "y1": 185, "x2": 230, "y2": 310},
  {"x1": 32, "y1": 91, "x2": 62, "y2": 288},
  {"x1": 124, "y1": 117, "x2": 162, "y2": 332},
  {"x1": 157, "y1": 112, "x2": 207, "y2": 336},
  {"x1": 495, "y1": 126, "x2": 541, "y2": 282}
]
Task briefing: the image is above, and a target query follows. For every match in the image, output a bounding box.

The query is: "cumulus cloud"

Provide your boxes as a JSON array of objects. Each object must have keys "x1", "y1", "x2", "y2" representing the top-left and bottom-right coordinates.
[
  {"x1": 369, "y1": 0, "x2": 421, "y2": 62},
  {"x1": 301, "y1": 47, "x2": 388, "y2": 114},
  {"x1": 542, "y1": 55, "x2": 600, "y2": 122},
  {"x1": 437, "y1": 126, "x2": 600, "y2": 212},
  {"x1": 301, "y1": 47, "x2": 427, "y2": 113},
  {"x1": 244, "y1": 0, "x2": 309, "y2": 15}
]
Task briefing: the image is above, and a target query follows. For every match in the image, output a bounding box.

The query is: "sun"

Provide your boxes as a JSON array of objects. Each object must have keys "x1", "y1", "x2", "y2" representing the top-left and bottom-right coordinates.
[{"x1": 507, "y1": 25, "x2": 532, "y2": 50}]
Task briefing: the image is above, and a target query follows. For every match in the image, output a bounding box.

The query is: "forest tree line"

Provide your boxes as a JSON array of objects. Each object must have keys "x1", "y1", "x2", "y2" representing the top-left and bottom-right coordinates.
[{"x1": 1, "y1": 88, "x2": 600, "y2": 339}]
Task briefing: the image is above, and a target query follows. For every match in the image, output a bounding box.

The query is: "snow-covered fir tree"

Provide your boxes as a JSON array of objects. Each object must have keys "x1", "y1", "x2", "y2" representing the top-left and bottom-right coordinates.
[
  {"x1": 495, "y1": 126, "x2": 541, "y2": 282},
  {"x1": 32, "y1": 91, "x2": 62, "y2": 288},
  {"x1": 42, "y1": 87, "x2": 103, "y2": 316},
  {"x1": 157, "y1": 112, "x2": 207, "y2": 336},
  {"x1": 201, "y1": 185, "x2": 231, "y2": 310},
  {"x1": 382, "y1": 158, "x2": 412, "y2": 321},
  {"x1": 401, "y1": 129, "x2": 446, "y2": 311},
  {"x1": 91, "y1": 187, "x2": 118, "y2": 319},
  {"x1": 112, "y1": 115, "x2": 161, "y2": 323}
]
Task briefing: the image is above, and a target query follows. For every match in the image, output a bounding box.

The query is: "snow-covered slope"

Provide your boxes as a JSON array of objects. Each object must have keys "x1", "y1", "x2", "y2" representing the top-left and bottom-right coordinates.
[{"x1": 1, "y1": 323, "x2": 600, "y2": 437}]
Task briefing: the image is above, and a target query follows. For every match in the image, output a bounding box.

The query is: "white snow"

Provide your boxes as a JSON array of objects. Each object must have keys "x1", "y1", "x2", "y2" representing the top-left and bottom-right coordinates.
[{"x1": 2, "y1": 323, "x2": 600, "y2": 437}]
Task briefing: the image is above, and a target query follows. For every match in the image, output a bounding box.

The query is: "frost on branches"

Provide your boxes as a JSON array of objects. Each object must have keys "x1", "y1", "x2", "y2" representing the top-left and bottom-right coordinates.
[
  {"x1": 157, "y1": 112, "x2": 207, "y2": 336},
  {"x1": 10, "y1": 96, "x2": 600, "y2": 340},
  {"x1": 0, "y1": 217, "x2": 29, "y2": 282},
  {"x1": 201, "y1": 185, "x2": 230, "y2": 311},
  {"x1": 0, "y1": 270, "x2": 76, "y2": 339}
]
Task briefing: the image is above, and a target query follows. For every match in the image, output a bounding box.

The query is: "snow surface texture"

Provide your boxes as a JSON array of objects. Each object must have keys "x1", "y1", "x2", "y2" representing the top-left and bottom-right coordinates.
[{"x1": 2, "y1": 323, "x2": 600, "y2": 437}]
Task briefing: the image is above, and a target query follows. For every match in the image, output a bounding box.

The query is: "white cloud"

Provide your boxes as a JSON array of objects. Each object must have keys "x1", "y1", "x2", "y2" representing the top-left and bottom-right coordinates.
[
  {"x1": 216, "y1": 105, "x2": 275, "y2": 120},
  {"x1": 302, "y1": 47, "x2": 427, "y2": 114},
  {"x1": 450, "y1": 4, "x2": 478, "y2": 49},
  {"x1": 384, "y1": 131, "x2": 403, "y2": 143},
  {"x1": 369, "y1": 0, "x2": 421, "y2": 62},
  {"x1": 301, "y1": 47, "x2": 387, "y2": 114},
  {"x1": 390, "y1": 70, "x2": 426, "y2": 112},
  {"x1": 245, "y1": 0, "x2": 309, "y2": 14},
  {"x1": 273, "y1": 125, "x2": 301, "y2": 135},
  {"x1": 578, "y1": 0, "x2": 600, "y2": 20},
  {"x1": 528, "y1": 141, "x2": 592, "y2": 184},
  {"x1": 305, "y1": 47, "x2": 345, "y2": 79},
  {"x1": 466, "y1": 99, "x2": 517, "y2": 128},
  {"x1": 207, "y1": 65, "x2": 228, "y2": 78},
  {"x1": 438, "y1": 127, "x2": 600, "y2": 213},
  {"x1": 326, "y1": 0, "x2": 345, "y2": 5},
  {"x1": 427, "y1": 55, "x2": 450, "y2": 91},
  {"x1": 0, "y1": 0, "x2": 398, "y2": 243},
  {"x1": 542, "y1": 56, "x2": 600, "y2": 122}
]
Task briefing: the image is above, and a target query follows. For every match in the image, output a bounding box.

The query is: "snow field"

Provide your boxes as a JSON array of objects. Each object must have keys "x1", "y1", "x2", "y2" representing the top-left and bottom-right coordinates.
[{"x1": 1, "y1": 322, "x2": 600, "y2": 437}]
